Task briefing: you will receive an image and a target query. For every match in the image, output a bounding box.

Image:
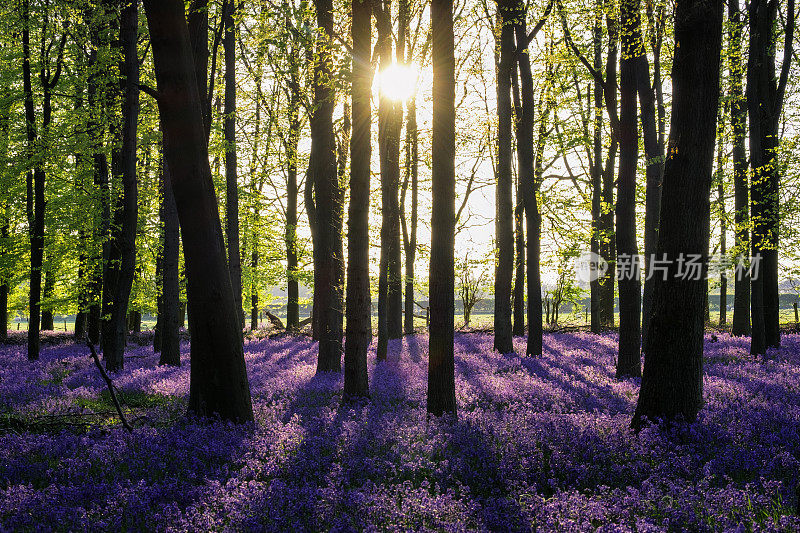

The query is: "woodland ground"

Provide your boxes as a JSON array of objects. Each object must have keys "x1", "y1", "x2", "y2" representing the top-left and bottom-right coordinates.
[{"x1": 0, "y1": 331, "x2": 798, "y2": 531}]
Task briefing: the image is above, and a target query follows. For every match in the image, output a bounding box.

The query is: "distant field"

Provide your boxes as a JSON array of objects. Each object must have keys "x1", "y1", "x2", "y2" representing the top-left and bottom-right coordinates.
[{"x1": 6, "y1": 308, "x2": 799, "y2": 334}]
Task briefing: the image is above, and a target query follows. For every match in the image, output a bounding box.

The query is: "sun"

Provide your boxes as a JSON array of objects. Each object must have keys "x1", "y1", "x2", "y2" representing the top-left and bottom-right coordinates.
[{"x1": 375, "y1": 63, "x2": 419, "y2": 102}]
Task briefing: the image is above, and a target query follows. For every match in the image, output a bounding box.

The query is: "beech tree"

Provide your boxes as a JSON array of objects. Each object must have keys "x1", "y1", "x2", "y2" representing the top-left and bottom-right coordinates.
[
  {"x1": 343, "y1": 0, "x2": 371, "y2": 399},
  {"x1": 615, "y1": 0, "x2": 642, "y2": 378},
  {"x1": 493, "y1": 0, "x2": 515, "y2": 354},
  {"x1": 634, "y1": 0, "x2": 723, "y2": 427},
  {"x1": 143, "y1": 0, "x2": 253, "y2": 422},
  {"x1": 427, "y1": 0, "x2": 457, "y2": 416},
  {"x1": 309, "y1": 0, "x2": 344, "y2": 372},
  {"x1": 747, "y1": 0, "x2": 794, "y2": 355},
  {"x1": 102, "y1": 0, "x2": 139, "y2": 371},
  {"x1": 729, "y1": 0, "x2": 751, "y2": 337}
]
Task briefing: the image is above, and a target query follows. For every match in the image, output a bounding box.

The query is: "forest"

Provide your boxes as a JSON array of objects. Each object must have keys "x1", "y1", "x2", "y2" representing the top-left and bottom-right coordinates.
[{"x1": 0, "y1": 0, "x2": 799, "y2": 529}]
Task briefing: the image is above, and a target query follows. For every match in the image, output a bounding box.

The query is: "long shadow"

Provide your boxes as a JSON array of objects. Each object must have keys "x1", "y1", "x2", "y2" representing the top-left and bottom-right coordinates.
[{"x1": 441, "y1": 417, "x2": 533, "y2": 531}]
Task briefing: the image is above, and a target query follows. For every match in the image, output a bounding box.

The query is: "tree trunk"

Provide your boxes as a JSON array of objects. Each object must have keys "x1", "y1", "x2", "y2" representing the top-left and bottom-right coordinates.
[
  {"x1": 224, "y1": 1, "x2": 243, "y2": 332},
  {"x1": 343, "y1": 0, "x2": 372, "y2": 399},
  {"x1": 615, "y1": 0, "x2": 642, "y2": 378},
  {"x1": 158, "y1": 161, "x2": 181, "y2": 366},
  {"x1": 598, "y1": 13, "x2": 618, "y2": 330},
  {"x1": 729, "y1": 0, "x2": 750, "y2": 336},
  {"x1": 589, "y1": 0, "x2": 603, "y2": 334},
  {"x1": 427, "y1": 0, "x2": 457, "y2": 417},
  {"x1": 514, "y1": 6, "x2": 543, "y2": 357},
  {"x1": 103, "y1": 0, "x2": 139, "y2": 371},
  {"x1": 22, "y1": 0, "x2": 42, "y2": 360},
  {"x1": 0, "y1": 95, "x2": 7, "y2": 341},
  {"x1": 512, "y1": 169, "x2": 525, "y2": 336},
  {"x1": 399, "y1": 0, "x2": 418, "y2": 336},
  {"x1": 637, "y1": 16, "x2": 662, "y2": 354},
  {"x1": 143, "y1": 0, "x2": 253, "y2": 422},
  {"x1": 310, "y1": 0, "x2": 344, "y2": 372},
  {"x1": 716, "y1": 104, "x2": 727, "y2": 327},
  {"x1": 403, "y1": 97, "x2": 418, "y2": 335},
  {"x1": 493, "y1": 0, "x2": 514, "y2": 354},
  {"x1": 376, "y1": 0, "x2": 403, "y2": 361},
  {"x1": 285, "y1": 83, "x2": 301, "y2": 330},
  {"x1": 633, "y1": 0, "x2": 722, "y2": 427},
  {"x1": 747, "y1": 0, "x2": 793, "y2": 353}
]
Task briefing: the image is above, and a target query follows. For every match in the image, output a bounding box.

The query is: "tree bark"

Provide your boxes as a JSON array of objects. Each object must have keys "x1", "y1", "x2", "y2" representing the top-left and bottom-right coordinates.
[
  {"x1": 143, "y1": 0, "x2": 253, "y2": 422},
  {"x1": 637, "y1": 20, "x2": 662, "y2": 354},
  {"x1": 747, "y1": 0, "x2": 793, "y2": 353},
  {"x1": 22, "y1": 0, "x2": 64, "y2": 360},
  {"x1": 589, "y1": 0, "x2": 603, "y2": 334},
  {"x1": 376, "y1": 0, "x2": 403, "y2": 360},
  {"x1": 729, "y1": 0, "x2": 750, "y2": 336},
  {"x1": 615, "y1": 0, "x2": 642, "y2": 378},
  {"x1": 427, "y1": 0, "x2": 457, "y2": 416},
  {"x1": 598, "y1": 11, "x2": 618, "y2": 330},
  {"x1": 513, "y1": 4, "x2": 543, "y2": 357},
  {"x1": 158, "y1": 162, "x2": 181, "y2": 366},
  {"x1": 716, "y1": 104, "x2": 727, "y2": 327},
  {"x1": 285, "y1": 80, "x2": 301, "y2": 330},
  {"x1": 224, "y1": 0, "x2": 243, "y2": 331},
  {"x1": 399, "y1": 0, "x2": 418, "y2": 336},
  {"x1": 633, "y1": 0, "x2": 722, "y2": 427},
  {"x1": 402, "y1": 98, "x2": 419, "y2": 335},
  {"x1": 493, "y1": 0, "x2": 514, "y2": 354},
  {"x1": 343, "y1": 0, "x2": 372, "y2": 399},
  {"x1": 310, "y1": 0, "x2": 344, "y2": 372},
  {"x1": 103, "y1": 0, "x2": 139, "y2": 371}
]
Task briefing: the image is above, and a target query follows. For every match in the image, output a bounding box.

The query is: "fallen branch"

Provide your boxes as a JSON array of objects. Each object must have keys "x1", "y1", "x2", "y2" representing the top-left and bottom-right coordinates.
[
  {"x1": 85, "y1": 340, "x2": 133, "y2": 433},
  {"x1": 263, "y1": 310, "x2": 285, "y2": 330}
]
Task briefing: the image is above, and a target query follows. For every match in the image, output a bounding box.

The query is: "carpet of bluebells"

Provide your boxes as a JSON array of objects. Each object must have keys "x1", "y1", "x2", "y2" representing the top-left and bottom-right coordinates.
[{"x1": 0, "y1": 331, "x2": 798, "y2": 531}]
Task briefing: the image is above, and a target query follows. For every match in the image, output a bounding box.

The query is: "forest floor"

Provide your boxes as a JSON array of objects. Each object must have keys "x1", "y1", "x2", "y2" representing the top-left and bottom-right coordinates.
[{"x1": 0, "y1": 332, "x2": 798, "y2": 531}]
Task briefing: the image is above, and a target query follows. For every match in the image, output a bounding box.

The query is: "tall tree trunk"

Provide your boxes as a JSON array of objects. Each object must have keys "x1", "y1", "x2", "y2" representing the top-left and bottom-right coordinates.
[
  {"x1": 85, "y1": 11, "x2": 110, "y2": 347},
  {"x1": 224, "y1": 0, "x2": 243, "y2": 331},
  {"x1": 23, "y1": 0, "x2": 64, "y2": 360},
  {"x1": 103, "y1": 0, "x2": 140, "y2": 371},
  {"x1": 493, "y1": 0, "x2": 514, "y2": 354},
  {"x1": 589, "y1": 0, "x2": 603, "y2": 334},
  {"x1": 0, "y1": 94, "x2": 7, "y2": 341},
  {"x1": 376, "y1": 0, "x2": 403, "y2": 361},
  {"x1": 344, "y1": 0, "x2": 372, "y2": 399},
  {"x1": 633, "y1": 0, "x2": 723, "y2": 427},
  {"x1": 143, "y1": 0, "x2": 253, "y2": 422},
  {"x1": 514, "y1": 5, "x2": 542, "y2": 357},
  {"x1": 747, "y1": 0, "x2": 793, "y2": 353},
  {"x1": 285, "y1": 83, "x2": 301, "y2": 330},
  {"x1": 159, "y1": 162, "x2": 181, "y2": 366},
  {"x1": 729, "y1": 0, "x2": 750, "y2": 336},
  {"x1": 716, "y1": 104, "x2": 727, "y2": 327},
  {"x1": 637, "y1": 15, "x2": 662, "y2": 354},
  {"x1": 615, "y1": 0, "x2": 642, "y2": 378},
  {"x1": 511, "y1": 58, "x2": 525, "y2": 337},
  {"x1": 310, "y1": 0, "x2": 344, "y2": 372},
  {"x1": 427, "y1": 0, "x2": 457, "y2": 416},
  {"x1": 402, "y1": 98, "x2": 419, "y2": 335},
  {"x1": 22, "y1": 0, "x2": 40, "y2": 359},
  {"x1": 598, "y1": 12, "x2": 619, "y2": 330},
  {"x1": 399, "y1": 0, "x2": 418, "y2": 336}
]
